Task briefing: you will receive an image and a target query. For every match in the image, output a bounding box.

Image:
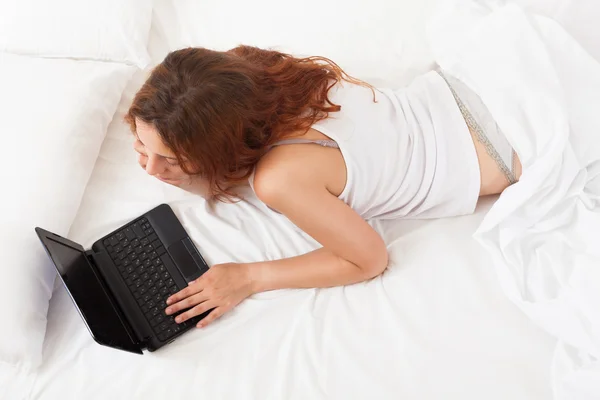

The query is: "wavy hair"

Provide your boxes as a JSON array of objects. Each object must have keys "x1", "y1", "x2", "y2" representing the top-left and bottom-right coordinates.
[{"x1": 125, "y1": 45, "x2": 373, "y2": 200}]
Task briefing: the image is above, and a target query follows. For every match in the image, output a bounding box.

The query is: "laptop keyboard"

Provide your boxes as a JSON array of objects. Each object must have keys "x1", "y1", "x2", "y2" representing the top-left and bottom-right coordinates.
[{"x1": 103, "y1": 218, "x2": 190, "y2": 342}]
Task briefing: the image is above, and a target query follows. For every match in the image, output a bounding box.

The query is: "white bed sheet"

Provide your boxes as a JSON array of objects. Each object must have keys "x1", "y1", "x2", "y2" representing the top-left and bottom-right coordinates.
[{"x1": 30, "y1": 73, "x2": 556, "y2": 400}]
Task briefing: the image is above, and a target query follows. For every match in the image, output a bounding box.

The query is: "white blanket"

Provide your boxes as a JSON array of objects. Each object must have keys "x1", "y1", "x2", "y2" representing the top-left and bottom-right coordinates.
[{"x1": 429, "y1": 2, "x2": 600, "y2": 399}]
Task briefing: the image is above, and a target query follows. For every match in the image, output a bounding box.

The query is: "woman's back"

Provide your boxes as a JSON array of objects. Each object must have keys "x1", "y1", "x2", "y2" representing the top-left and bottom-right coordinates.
[{"x1": 259, "y1": 70, "x2": 482, "y2": 220}]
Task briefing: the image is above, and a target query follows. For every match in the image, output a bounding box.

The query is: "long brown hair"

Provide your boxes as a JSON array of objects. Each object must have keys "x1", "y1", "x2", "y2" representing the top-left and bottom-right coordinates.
[{"x1": 125, "y1": 45, "x2": 373, "y2": 201}]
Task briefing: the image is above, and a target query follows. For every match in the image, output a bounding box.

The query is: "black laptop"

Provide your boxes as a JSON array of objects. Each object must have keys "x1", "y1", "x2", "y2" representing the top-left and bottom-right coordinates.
[{"x1": 35, "y1": 203, "x2": 210, "y2": 354}]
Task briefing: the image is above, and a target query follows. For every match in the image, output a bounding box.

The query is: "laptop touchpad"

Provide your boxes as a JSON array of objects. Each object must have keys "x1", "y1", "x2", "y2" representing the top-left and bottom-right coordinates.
[{"x1": 168, "y1": 241, "x2": 200, "y2": 281}]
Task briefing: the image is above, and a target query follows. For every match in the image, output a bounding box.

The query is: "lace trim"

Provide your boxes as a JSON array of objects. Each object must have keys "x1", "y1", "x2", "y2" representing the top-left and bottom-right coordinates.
[{"x1": 437, "y1": 71, "x2": 517, "y2": 185}]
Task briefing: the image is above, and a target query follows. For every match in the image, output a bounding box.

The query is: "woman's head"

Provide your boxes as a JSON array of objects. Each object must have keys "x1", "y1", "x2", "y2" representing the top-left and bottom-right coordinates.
[{"x1": 125, "y1": 45, "x2": 369, "y2": 200}]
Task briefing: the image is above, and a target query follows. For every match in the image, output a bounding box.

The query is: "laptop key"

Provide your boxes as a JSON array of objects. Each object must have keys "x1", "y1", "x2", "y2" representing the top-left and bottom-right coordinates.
[
  {"x1": 109, "y1": 236, "x2": 119, "y2": 246},
  {"x1": 123, "y1": 227, "x2": 135, "y2": 241},
  {"x1": 116, "y1": 232, "x2": 125, "y2": 241},
  {"x1": 156, "y1": 246, "x2": 166, "y2": 256},
  {"x1": 132, "y1": 223, "x2": 145, "y2": 239}
]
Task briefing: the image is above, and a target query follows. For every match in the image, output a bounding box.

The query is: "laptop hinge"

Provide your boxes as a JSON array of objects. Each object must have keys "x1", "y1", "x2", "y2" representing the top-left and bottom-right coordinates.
[{"x1": 85, "y1": 250, "x2": 147, "y2": 347}]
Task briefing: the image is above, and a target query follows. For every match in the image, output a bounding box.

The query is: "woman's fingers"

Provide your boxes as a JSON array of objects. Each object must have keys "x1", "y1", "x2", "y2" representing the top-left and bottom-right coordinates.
[
  {"x1": 165, "y1": 290, "x2": 207, "y2": 315},
  {"x1": 174, "y1": 301, "x2": 216, "y2": 324},
  {"x1": 166, "y1": 281, "x2": 201, "y2": 305},
  {"x1": 196, "y1": 307, "x2": 225, "y2": 328}
]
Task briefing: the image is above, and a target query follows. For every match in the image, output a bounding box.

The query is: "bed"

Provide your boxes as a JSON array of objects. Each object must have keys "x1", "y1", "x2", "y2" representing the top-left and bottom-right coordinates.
[
  {"x1": 32, "y1": 107, "x2": 556, "y2": 399},
  {"x1": 2, "y1": 0, "x2": 599, "y2": 399}
]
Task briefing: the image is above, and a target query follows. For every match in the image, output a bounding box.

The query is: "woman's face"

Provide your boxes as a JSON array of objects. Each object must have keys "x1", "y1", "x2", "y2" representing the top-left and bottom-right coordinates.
[{"x1": 133, "y1": 118, "x2": 191, "y2": 184}]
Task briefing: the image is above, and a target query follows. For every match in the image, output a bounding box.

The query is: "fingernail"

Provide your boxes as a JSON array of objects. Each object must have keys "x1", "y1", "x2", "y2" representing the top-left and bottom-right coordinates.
[
  {"x1": 196, "y1": 323, "x2": 203, "y2": 328},
  {"x1": 176, "y1": 316, "x2": 182, "y2": 323},
  {"x1": 165, "y1": 307, "x2": 172, "y2": 314},
  {"x1": 166, "y1": 298, "x2": 172, "y2": 305}
]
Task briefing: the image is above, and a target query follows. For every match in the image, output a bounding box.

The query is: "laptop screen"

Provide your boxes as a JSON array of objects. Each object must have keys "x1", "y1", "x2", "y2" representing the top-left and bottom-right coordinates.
[{"x1": 44, "y1": 236, "x2": 142, "y2": 354}]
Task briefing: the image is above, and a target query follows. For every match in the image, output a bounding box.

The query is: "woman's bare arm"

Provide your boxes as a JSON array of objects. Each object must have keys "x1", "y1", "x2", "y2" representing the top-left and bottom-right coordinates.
[{"x1": 249, "y1": 149, "x2": 389, "y2": 292}]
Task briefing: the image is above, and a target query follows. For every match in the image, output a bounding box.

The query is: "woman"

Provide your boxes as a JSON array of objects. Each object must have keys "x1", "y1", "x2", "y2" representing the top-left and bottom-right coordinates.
[{"x1": 125, "y1": 45, "x2": 522, "y2": 328}]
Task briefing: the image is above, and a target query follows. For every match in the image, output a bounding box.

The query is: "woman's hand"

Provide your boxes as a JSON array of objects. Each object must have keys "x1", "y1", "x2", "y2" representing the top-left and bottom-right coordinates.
[{"x1": 165, "y1": 263, "x2": 256, "y2": 328}]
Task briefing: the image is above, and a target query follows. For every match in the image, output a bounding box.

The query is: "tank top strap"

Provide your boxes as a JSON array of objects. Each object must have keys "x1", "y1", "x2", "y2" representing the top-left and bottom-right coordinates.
[{"x1": 269, "y1": 138, "x2": 339, "y2": 149}]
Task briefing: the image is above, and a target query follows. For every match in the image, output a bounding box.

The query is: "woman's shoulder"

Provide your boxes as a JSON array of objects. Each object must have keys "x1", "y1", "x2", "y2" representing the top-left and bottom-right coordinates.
[{"x1": 252, "y1": 137, "x2": 342, "y2": 202}]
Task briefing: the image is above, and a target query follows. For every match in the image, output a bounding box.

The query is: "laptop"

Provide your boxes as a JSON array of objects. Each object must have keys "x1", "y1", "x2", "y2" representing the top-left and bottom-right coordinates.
[{"x1": 35, "y1": 203, "x2": 210, "y2": 354}]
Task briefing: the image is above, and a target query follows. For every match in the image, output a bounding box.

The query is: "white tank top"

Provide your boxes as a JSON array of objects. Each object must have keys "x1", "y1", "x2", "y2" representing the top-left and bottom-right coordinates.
[{"x1": 250, "y1": 71, "x2": 482, "y2": 220}]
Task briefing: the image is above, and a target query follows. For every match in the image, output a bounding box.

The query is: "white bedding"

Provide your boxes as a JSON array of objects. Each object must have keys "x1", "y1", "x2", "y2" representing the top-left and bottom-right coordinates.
[
  {"x1": 30, "y1": 67, "x2": 555, "y2": 400},
  {"x1": 29, "y1": 1, "x2": 600, "y2": 399}
]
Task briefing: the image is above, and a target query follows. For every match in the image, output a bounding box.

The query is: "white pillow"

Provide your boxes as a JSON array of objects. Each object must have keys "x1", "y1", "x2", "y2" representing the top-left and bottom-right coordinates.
[
  {"x1": 0, "y1": 0, "x2": 154, "y2": 67},
  {"x1": 170, "y1": 0, "x2": 439, "y2": 87},
  {"x1": 0, "y1": 53, "x2": 136, "y2": 397}
]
